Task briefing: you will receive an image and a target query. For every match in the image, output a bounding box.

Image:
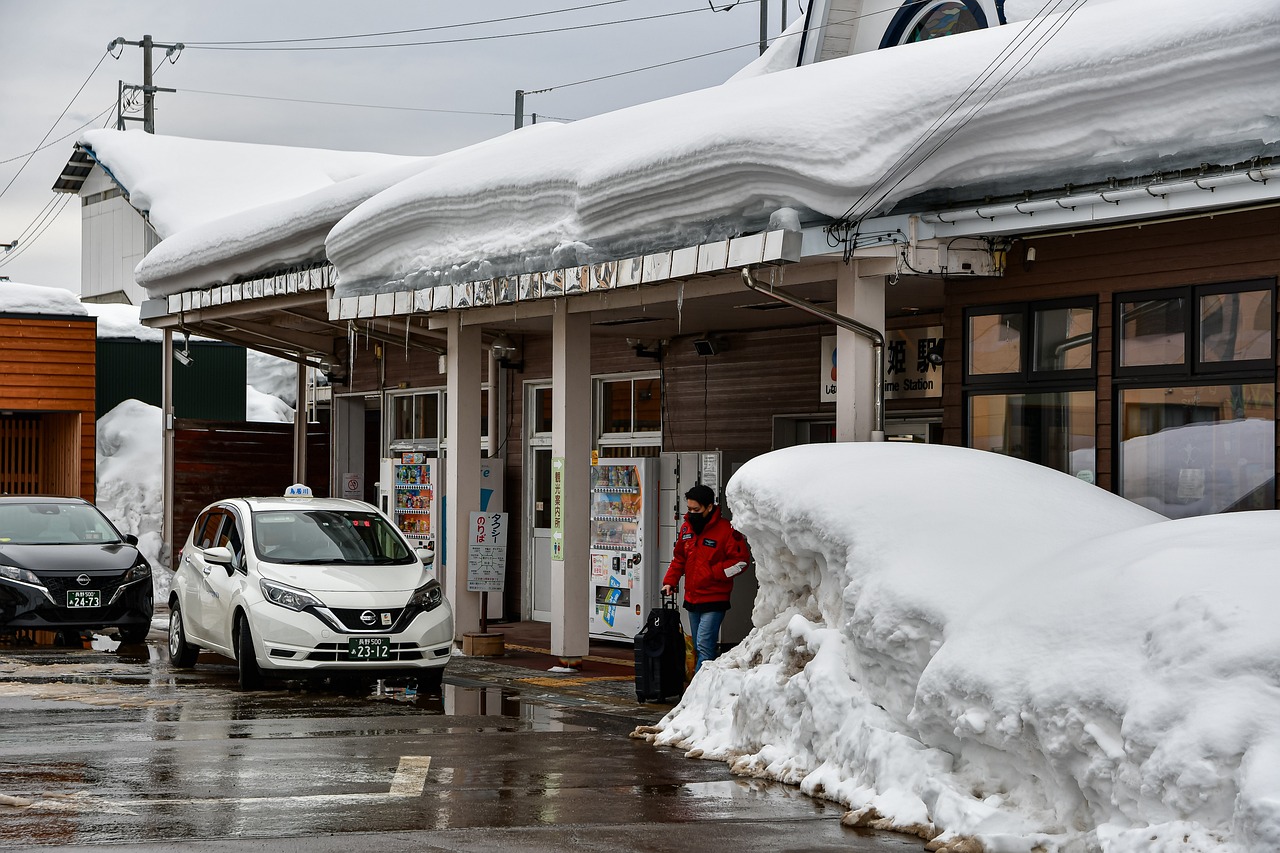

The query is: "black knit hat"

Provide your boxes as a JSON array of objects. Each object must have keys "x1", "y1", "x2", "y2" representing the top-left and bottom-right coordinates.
[{"x1": 685, "y1": 484, "x2": 716, "y2": 506}]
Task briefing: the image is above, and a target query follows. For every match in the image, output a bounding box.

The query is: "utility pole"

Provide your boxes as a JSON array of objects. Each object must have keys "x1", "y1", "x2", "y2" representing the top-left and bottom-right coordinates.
[
  {"x1": 108, "y1": 34, "x2": 182, "y2": 133},
  {"x1": 514, "y1": 90, "x2": 525, "y2": 130},
  {"x1": 760, "y1": 0, "x2": 769, "y2": 55},
  {"x1": 782, "y1": 0, "x2": 788, "y2": 32}
]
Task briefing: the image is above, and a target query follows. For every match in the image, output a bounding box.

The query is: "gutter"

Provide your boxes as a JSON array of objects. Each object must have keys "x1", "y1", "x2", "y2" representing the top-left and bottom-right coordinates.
[{"x1": 741, "y1": 266, "x2": 885, "y2": 439}]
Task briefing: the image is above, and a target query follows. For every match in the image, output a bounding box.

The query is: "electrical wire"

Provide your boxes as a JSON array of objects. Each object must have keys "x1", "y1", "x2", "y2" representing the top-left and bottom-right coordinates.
[
  {"x1": 0, "y1": 103, "x2": 116, "y2": 167},
  {"x1": 0, "y1": 50, "x2": 109, "y2": 203},
  {"x1": 181, "y1": 4, "x2": 759, "y2": 52},
  {"x1": 179, "y1": 0, "x2": 642, "y2": 46},
  {"x1": 177, "y1": 88, "x2": 517, "y2": 118}
]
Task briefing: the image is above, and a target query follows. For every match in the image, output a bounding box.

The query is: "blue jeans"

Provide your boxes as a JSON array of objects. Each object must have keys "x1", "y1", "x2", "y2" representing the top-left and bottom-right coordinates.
[{"x1": 688, "y1": 609, "x2": 725, "y2": 673}]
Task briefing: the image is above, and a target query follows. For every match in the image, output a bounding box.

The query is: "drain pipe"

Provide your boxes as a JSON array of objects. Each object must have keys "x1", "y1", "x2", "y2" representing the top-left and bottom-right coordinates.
[{"x1": 741, "y1": 267, "x2": 885, "y2": 439}]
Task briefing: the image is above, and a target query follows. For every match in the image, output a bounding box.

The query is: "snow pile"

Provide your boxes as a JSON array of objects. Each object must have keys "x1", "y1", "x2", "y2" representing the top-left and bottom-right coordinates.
[
  {"x1": 0, "y1": 281, "x2": 86, "y2": 315},
  {"x1": 326, "y1": 0, "x2": 1280, "y2": 295},
  {"x1": 643, "y1": 443, "x2": 1280, "y2": 852},
  {"x1": 83, "y1": 302, "x2": 163, "y2": 340},
  {"x1": 95, "y1": 401, "x2": 168, "y2": 589},
  {"x1": 726, "y1": 14, "x2": 805, "y2": 82},
  {"x1": 246, "y1": 386, "x2": 294, "y2": 423}
]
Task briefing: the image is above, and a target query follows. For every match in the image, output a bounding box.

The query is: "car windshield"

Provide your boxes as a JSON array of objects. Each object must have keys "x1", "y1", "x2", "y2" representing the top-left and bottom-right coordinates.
[
  {"x1": 0, "y1": 502, "x2": 123, "y2": 546},
  {"x1": 252, "y1": 509, "x2": 414, "y2": 565}
]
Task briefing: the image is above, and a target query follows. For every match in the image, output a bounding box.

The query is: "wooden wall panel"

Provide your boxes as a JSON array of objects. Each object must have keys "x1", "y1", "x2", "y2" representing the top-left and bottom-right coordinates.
[{"x1": 0, "y1": 317, "x2": 95, "y2": 501}]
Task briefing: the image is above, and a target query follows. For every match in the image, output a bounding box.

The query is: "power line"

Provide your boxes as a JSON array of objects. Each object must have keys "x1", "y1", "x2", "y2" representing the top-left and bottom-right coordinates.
[
  {"x1": 177, "y1": 88, "x2": 516, "y2": 118},
  {"x1": 179, "y1": 0, "x2": 642, "y2": 46},
  {"x1": 0, "y1": 103, "x2": 118, "y2": 167},
  {"x1": 839, "y1": 0, "x2": 1087, "y2": 225},
  {"x1": 0, "y1": 51, "x2": 109, "y2": 204},
  {"x1": 182, "y1": 3, "x2": 759, "y2": 51}
]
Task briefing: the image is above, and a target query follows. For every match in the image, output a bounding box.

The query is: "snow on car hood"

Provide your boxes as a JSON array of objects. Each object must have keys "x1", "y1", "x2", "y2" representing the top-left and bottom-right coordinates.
[{"x1": 255, "y1": 561, "x2": 428, "y2": 595}]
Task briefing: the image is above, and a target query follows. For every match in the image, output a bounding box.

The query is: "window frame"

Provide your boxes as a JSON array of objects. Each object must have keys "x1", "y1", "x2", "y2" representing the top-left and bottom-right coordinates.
[
  {"x1": 963, "y1": 297, "x2": 1098, "y2": 387},
  {"x1": 1115, "y1": 279, "x2": 1275, "y2": 382}
]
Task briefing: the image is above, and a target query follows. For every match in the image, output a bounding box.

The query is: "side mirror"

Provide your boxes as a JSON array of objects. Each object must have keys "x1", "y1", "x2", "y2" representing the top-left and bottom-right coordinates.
[
  {"x1": 415, "y1": 547, "x2": 435, "y2": 567},
  {"x1": 123, "y1": 533, "x2": 139, "y2": 546},
  {"x1": 204, "y1": 546, "x2": 234, "y2": 566}
]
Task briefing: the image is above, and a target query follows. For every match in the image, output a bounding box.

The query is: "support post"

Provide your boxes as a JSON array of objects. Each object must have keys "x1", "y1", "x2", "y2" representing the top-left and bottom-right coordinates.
[
  {"x1": 836, "y1": 260, "x2": 887, "y2": 441},
  {"x1": 514, "y1": 90, "x2": 524, "y2": 130},
  {"x1": 293, "y1": 357, "x2": 307, "y2": 483},
  {"x1": 142, "y1": 34, "x2": 154, "y2": 133},
  {"x1": 446, "y1": 313, "x2": 482, "y2": 642},
  {"x1": 550, "y1": 306, "x2": 591, "y2": 666},
  {"x1": 161, "y1": 329, "x2": 175, "y2": 570}
]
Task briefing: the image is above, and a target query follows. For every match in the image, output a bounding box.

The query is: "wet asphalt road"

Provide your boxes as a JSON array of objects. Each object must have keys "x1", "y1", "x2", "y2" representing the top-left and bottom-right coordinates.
[{"x1": 0, "y1": 630, "x2": 922, "y2": 853}]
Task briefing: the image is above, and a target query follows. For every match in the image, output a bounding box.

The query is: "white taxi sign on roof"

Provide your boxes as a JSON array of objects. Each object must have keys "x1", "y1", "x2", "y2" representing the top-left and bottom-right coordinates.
[{"x1": 283, "y1": 483, "x2": 313, "y2": 498}]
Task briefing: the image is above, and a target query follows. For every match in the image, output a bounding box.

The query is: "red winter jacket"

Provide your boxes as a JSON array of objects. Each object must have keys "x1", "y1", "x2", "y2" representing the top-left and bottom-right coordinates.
[{"x1": 662, "y1": 506, "x2": 750, "y2": 608}]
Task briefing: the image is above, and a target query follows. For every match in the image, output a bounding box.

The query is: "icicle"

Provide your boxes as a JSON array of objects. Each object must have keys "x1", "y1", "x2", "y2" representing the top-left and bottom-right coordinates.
[
  {"x1": 405, "y1": 317, "x2": 410, "y2": 361},
  {"x1": 347, "y1": 320, "x2": 356, "y2": 384},
  {"x1": 676, "y1": 281, "x2": 684, "y2": 335}
]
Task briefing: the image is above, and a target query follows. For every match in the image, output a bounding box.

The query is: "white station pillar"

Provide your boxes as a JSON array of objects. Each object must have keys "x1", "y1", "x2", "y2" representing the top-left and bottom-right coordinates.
[
  {"x1": 550, "y1": 306, "x2": 591, "y2": 665},
  {"x1": 835, "y1": 260, "x2": 887, "y2": 442},
  {"x1": 445, "y1": 312, "x2": 482, "y2": 641}
]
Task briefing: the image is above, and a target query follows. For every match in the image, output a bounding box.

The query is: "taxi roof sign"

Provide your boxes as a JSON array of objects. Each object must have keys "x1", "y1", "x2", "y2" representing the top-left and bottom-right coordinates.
[{"x1": 284, "y1": 483, "x2": 313, "y2": 498}]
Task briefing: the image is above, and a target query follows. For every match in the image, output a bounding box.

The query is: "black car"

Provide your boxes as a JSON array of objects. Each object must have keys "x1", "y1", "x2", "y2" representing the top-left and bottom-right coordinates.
[{"x1": 0, "y1": 497, "x2": 153, "y2": 642}]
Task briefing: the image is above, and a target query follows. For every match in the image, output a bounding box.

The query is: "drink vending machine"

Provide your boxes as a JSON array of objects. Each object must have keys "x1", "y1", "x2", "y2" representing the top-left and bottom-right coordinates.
[
  {"x1": 588, "y1": 457, "x2": 660, "y2": 641},
  {"x1": 381, "y1": 452, "x2": 439, "y2": 554}
]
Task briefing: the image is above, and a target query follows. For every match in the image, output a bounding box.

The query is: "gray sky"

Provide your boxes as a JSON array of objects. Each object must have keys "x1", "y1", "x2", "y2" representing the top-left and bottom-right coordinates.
[{"x1": 0, "y1": 0, "x2": 794, "y2": 291}]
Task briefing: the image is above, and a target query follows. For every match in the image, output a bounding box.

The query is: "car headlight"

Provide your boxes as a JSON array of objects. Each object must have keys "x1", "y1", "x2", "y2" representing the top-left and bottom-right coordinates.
[
  {"x1": 408, "y1": 579, "x2": 444, "y2": 612},
  {"x1": 259, "y1": 578, "x2": 324, "y2": 612},
  {"x1": 123, "y1": 559, "x2": 151, "y2": 583},
  {"x1": 0, "y1": 564, "x2": 43, "y2": 586}
]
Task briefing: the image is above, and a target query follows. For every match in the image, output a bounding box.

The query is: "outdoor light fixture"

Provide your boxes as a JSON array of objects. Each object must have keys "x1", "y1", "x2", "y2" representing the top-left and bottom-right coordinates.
[
  {"x1": 174, "y1": 332, "x2": 194, "y2": 367},
  {"x1": 626, "y1": 338, "x2": 663, "y2": 361},
  {"x1": 692, "y1": 335, "x2": 727, "y2": 357},
  {"x1": 925, "y1": 341, "x2": 945, "y2": 366},
  {"x1": 490, "y1": 333, "x2": 523, "y2": 371}
]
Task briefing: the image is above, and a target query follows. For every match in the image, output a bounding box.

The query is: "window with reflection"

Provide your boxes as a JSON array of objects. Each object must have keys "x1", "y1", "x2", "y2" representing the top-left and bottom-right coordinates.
[
  {"x1": 596, "y1": 375, "x2": 662, "y2": 456},
  {"x1": 881, "y1": 0, "x2": 990, "y2": 48},
  {"x1": 1115, "y1": 279, "x2": 1275, "y2": 518},
  {"x1": 964, "y1": 299, "x2": 1096, "y2": 479},
  {"x1": 389, "y1": 392, "x2": 441, "y2": 442}
]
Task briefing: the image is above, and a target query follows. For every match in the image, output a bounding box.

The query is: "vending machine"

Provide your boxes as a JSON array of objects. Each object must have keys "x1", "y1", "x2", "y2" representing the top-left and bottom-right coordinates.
[
  {"x1": 588, "y1": 457, "x2": 660, "y2": 641},
  {"x1": 381, "y1": 452, "x2": 439, "y2": 554}
]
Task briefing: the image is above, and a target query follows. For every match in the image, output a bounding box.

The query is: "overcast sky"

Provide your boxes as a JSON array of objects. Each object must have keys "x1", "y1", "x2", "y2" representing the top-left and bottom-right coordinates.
[{"x1": 0, "y1": 0, "x2": 790, "y2": 291}]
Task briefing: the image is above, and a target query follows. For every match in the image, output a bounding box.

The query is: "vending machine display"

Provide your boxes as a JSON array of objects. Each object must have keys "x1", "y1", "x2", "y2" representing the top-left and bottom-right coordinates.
[
  {"x1": 387, "y1": 453, "x2": 438, "y2": 550},
  {"x1": 588, "y1": 457, "x2": 660, "y2": 640}
]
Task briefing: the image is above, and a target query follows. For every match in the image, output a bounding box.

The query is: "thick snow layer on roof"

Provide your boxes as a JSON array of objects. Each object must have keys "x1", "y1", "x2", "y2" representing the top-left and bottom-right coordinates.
[
  {"x1": 642, "y1": 442, "x2": 1280, "y2": 852},
  {"x1": 327, "y1": 0, "x2": 1280, "y2": 296},
  {"x1": 0, "y1": 281, "x2": 87, "y2": 315},
  {"x1": 79, "y1": 129, "x2": 421, "y2": 240},
  {"x1": 726, "y1": 14, "x2": 805, "y2": 83},
  {"x1": 83, "y1": 302, "x2": 161, "y2": 340},
  {"x1": 133, "y1": 156, "x2": 434, "y2": 297}
]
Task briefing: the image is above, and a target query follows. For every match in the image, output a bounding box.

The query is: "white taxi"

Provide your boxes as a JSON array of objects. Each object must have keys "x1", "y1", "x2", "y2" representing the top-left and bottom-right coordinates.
[{"x1": 168, "y1": 485, "x2": 452, "y2": 689}]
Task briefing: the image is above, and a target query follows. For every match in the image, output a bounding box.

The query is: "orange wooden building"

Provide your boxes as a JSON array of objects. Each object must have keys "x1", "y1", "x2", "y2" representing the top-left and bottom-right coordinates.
[{"x1": 0, "y1": 308, "x2": 96, "y2": 501}]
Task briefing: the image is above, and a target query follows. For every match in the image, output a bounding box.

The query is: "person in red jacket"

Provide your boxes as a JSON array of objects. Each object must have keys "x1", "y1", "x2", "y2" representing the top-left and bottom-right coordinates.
[{"x1": 661, "y1": 483, "x2": 750, "y2": 673}]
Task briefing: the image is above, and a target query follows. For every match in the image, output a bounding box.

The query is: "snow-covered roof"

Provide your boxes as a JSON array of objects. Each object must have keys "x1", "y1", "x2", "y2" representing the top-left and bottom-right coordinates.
[
  {"x1": 79, "y1": 130, "x2": 422, "y2": 239},
  {"x1": 0, "y1": 281, "x2": 88, "y2": 316},
  {"x1": 323, "y1": 0, "x2": 1279, "y2": 296}
]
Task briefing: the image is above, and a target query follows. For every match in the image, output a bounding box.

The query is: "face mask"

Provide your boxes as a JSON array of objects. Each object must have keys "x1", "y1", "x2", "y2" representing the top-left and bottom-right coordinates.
[{"x1": 687, "y1": 508, "x2": 711, "y2": 533}]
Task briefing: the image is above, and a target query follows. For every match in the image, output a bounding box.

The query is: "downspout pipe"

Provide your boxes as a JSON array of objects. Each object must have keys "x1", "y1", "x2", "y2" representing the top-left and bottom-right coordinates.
[{"x1": 741, "y1": 266, "x2": 885, "y2": 438}]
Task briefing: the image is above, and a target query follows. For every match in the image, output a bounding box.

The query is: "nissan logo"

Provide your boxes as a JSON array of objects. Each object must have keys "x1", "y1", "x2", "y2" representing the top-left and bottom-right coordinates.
[
  {"x1": 76, "y1": 574, "x2": 91, "y2": 586},
  {"x1": 360, "y1": 610, "x2": 377, "y2": 626}
]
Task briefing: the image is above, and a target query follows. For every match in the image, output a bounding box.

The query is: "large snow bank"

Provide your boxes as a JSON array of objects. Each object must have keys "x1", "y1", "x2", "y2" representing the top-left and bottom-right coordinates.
[
  {"x1": 0, "y1": 282, "x2": 86, "y2": 315},
  {"x1": 246, "y1": 386, "x2": 294, "y2": 423},
  {"x1": 641, "y1": 443, "x2": 1280, "y2": 852},
  {"x1": 326, "y1": 0, "x2": 1280, "y2": 295}
]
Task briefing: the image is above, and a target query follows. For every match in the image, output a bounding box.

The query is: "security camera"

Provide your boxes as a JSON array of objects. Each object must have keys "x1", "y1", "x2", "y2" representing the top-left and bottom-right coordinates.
[{"x1": 174, "y1": 349, "x2": 193, "y2": 366}]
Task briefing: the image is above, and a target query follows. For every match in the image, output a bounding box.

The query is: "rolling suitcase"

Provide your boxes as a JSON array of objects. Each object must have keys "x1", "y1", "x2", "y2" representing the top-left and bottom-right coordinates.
[{"x1": 635, "y1": 595, "x2": 685, "y2": 703}]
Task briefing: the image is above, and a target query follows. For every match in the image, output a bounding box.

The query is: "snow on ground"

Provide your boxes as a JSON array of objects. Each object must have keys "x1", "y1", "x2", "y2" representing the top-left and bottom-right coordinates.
[
  {"x1": 0, "y1": 281, "x2": 86, "y2": 315},
  {"x1": 641, "y1": 442, "x2": 1280, "y2": 852},
  {"x1": 325, "y1": 0, "x2": 1280, "y2": 295}
]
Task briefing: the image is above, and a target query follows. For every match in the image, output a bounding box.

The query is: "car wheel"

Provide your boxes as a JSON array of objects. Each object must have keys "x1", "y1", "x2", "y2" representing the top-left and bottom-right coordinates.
[
  {"x1": 419, "y1": 667, "x2": 444, "y2": 692},
  {"x1": 168, "y1": 604, "x2": 199, "y2": 668},
  {"x1": 119, "y1": 624, "x2": 149, "y2": 644},
  {"x1": 236, "y1": 617, "x2": 263, "y2": 690}
]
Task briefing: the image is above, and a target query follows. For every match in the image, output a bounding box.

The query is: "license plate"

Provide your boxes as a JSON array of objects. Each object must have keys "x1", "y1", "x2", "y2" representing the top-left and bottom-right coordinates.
[
  {"x1": 67, "y1": 590, "x2": 101, "y2": 608},
  {"x1": 348, "y1": 636, "x2": 390, "y2": 660}
]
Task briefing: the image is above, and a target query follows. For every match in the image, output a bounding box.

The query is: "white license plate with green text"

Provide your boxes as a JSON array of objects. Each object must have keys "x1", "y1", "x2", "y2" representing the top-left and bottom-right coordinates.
[
  {"x1": 67, "y1": 590, "x2": 101, "y2": 608},
  {"x1": 348, "y1": 636, "x2": 390, "y2": 660}
]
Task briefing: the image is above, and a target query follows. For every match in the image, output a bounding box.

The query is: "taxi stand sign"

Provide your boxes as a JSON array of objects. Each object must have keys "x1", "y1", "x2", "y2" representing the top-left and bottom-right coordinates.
[{"x1": 284, "y1": 483, "x2": 314, "y2": 498}]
